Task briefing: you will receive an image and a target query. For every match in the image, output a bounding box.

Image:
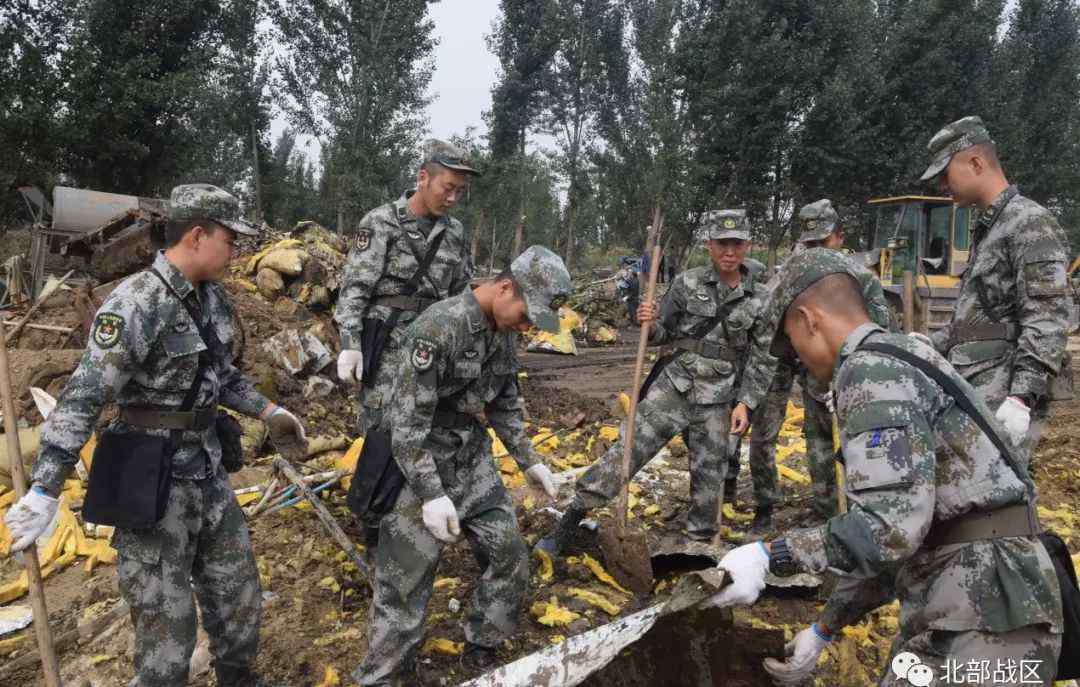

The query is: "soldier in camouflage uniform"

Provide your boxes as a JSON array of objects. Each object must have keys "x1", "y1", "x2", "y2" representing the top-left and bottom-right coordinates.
[
  {"x1": 919, "y1": 116, "x2": 1073, "y2": 471},
  {"x1": 335, "y1": 139, "x2": 478, "y2": 435},
  {"x1": 536, "y1": 210, "x2": 774, "y2": 554},
  {"x1": 352, "y1": 246, "x2": 567, "y2": 686},
  {"x1": 4, "y1": 185, "x2": 307, "y2": 687},
  {"x1": 733, "y1": 200, "x2": 892, "y2": 528},
  {"x1": 709, "y1": 248, "x2": 1062, "y2": 686}
]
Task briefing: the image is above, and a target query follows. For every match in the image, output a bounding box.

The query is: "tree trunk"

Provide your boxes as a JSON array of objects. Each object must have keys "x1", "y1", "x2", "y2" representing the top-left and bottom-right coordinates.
[
  {"x1": 471, "y1": 215, "x2": 482, "y2": 266},
  {"x1": 513, "y1": 217, "x2": 525, "y2": 258},
  {"x1": 251, "y1": 122, "x2": 263, "y2": 225}
]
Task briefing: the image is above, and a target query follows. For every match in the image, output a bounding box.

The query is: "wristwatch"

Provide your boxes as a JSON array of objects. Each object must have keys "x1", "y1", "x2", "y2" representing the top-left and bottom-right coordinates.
[{"x1": 768, "y1": 538, "x2": 798, "y2": 577}]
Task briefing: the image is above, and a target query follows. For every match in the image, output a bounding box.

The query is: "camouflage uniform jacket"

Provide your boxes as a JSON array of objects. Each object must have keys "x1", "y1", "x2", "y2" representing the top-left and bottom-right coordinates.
[
  {"x1": 738, "y1": 251, "x2": 891, "y2": 410},
  {"x1": 31, "y1": 252, "x2": 271, "y2": 494},
  {"x1": 929, "y1": 186, "x2": 1072, "y2": 401},
  {"x1": 387, "y1": 290, "x2": 539, "y2": 503},
  {"x1": 787, "y1": 323, "x2": 1062, "y2": 636},
  {"x1": 334, "y1": 190, "x2": 473, "y2": 351},
  {"x1": 649, "y1": 264, "x2": 771, "y2": 406}
]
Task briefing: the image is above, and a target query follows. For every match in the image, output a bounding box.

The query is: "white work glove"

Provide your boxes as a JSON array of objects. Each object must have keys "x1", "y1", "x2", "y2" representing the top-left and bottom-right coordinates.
[
  {"x1": 702, "y1": 541, "x2": 770, "y2": 608},
  {"x1": 4, "y1": 487, "x2": 60, "y2": 552},
  {"x1": 525, "y1": 464, "x2": 558, "y2": 499},
  {"x1": 908, "y1": 331, "x2": 934, "y2": 347},
  {"x1": 422, "y1": 496, "x2": 461, "y2": 543},
  {"x1": 763, "y1": 623, "x2": 832, "y2": 685},
  {"x1": 996, "y1": 396, "x2": 1031, "y2": 445},
  {"x1": 266, "y1": 406, "x2": 308, "y2": 460},
  {"x1": 337, "y1": 349, "x2": 364, "y2": 385}
]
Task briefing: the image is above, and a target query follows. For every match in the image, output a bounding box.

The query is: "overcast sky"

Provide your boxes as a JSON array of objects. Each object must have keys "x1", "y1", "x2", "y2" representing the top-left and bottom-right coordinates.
[{"x1": 271, "y1": 0, "x2": 503, "y2": 164}]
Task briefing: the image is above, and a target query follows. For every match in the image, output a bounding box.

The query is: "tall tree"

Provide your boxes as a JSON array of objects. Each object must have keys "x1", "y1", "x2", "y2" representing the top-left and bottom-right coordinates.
[
  {"x1": 536, "y1": 0, "x2": 619, "y2": 269},
  {"x1": 990, "y1": 0, "x2": 1080, "y2": 245},
  {"x1": 0, "y1": 0, "x2": 68, "y2": 224},
  {"x1": 59, "y1": 0, "x2": 228, "y2": 195},
  {"x1": 273, "y1": 0, "x2": 437, "y2": 231}
]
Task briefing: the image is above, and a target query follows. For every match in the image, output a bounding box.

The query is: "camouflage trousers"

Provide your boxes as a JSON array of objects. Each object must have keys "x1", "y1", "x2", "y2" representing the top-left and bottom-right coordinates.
[
  {"x1": 573, "y1": 373, "x2": 730, "y2": 539},
  {"x1": 877, "y1": 624, "x2": 1060, "y2": 686},
  {"x1": 747, "y1": 364, "x2": 794, "y2": 510},
  {"x1": 114, "y1": 469, "x2": 261, "y2": 687},
  {"x1": 950, "y1": 358, "x2": 1048, "y2": 473},
  {"x1": 353, "y1": 429, "x2": 529, "y2": 686},
  {"x1": 356, "y1": 338, "x2": 407, "y2": 436},
  {"x1": 802, "y1": 372, "x2": 838, "y2": 519}
]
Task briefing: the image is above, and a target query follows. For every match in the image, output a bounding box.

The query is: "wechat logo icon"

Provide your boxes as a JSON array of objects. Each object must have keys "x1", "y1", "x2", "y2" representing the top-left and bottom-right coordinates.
[{"x1": 891, "y1": 652, "x2": 934, "y2": 686}]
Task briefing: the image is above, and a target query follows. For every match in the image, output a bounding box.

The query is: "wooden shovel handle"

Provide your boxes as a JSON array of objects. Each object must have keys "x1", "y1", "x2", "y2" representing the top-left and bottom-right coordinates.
[{"x1": 617, "y1": 207, "x2": 664, "y2": 530}]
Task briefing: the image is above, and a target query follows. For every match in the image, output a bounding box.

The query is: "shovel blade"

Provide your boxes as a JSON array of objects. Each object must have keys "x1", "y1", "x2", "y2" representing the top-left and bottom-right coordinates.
[{"x1": 597, "y1": 517, "x2": 653, "y2": 595}]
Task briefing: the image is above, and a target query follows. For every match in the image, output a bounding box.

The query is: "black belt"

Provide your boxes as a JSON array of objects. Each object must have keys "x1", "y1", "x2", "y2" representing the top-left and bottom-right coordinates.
[
  {"x1": 669, "y1": 337, "x2": 740, "y2": 361},
  {"x1": 371, "y1": 295, "x2": 437, "y2": 312},
  {"x1": 433, "y1": 407, "x2": 478, "y2": 430},
  {"x1": 923, "y1": 503, "x2": 1038, "y2": 547},
  {"x1": 947, "y1": 322, "x2": 1019, "y2": 351},
  {"x1": 120, "y1": 405, "x2": 217, "y2": 431}
]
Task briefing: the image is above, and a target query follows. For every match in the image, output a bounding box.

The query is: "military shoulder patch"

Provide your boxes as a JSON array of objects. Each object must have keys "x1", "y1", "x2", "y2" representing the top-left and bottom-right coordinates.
[
  {"x1": 412, "y1": 337, "x2": 437, "y2": 371},
  {"x1": 356, "y1": 229, "x2": 372, "y2": 252},
  {"x1": 92, "y1": 312, "x2": 125, "y2": 349}
]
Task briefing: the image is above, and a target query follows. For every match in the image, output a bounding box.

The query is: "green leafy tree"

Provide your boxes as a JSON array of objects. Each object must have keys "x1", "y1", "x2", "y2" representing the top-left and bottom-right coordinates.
[{"x1": 272, "y1": 0, "x2": 437, "y2": 230}]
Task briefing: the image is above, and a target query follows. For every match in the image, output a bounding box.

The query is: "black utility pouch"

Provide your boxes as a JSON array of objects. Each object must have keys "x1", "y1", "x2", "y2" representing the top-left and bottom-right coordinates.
[
  {"x1": 83, "y1": 429, "x2": 173, "y2": 529},
  {"x1": 345, "y1": 429, "x2": 406, "y2": 518},
  {"x1": 217, "y1": 414, "x2": 245, "y2": 473},
  {"x1": 1039, "y1": 531, "x2": 1080, "y2": 679}
]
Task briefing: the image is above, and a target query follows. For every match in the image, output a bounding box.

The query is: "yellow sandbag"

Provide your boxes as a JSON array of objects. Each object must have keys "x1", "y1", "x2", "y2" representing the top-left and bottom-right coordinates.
[
  {"x1": 421, "y1": 638, "x2": 464, "y2": 656},
  {"x1": 531, "y1": 596, "x2": 580, "y2": 627},
  {"x1": 566, "y1": 587, "x2": 623, "y2": 616},
  {"x1": 527, "y1": 329, "x2": 578, "y2": 355},
  {"x1": 244, "y1": 239, "x2": 304, "y2": 274},
  {"x1": 337, "y1": 437, "x2": 364, "y2": 491},
  {"x1": 558, "y1": 306, "x2": 582, "y2": 332}
]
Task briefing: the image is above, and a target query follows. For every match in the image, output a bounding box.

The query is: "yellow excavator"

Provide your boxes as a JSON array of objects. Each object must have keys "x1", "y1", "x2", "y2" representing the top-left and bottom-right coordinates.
[{"x1": 860, "y1": 195, "x2": 975, "y2": 334}]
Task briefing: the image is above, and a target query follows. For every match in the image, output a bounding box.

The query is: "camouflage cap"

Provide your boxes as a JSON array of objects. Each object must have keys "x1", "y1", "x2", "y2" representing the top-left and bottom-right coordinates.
[
  {"x1": 919, "y1": 116, "x2": 994, "y2": 182},
  {"x1": 167, "y1": 183, "x2": 259, "y2": 236},
  {"x1": 702, "y1": 209, "x2": 750, "y2": 241},
  {"x1": 768, "y1": 247, "x2": 867, "y2": 355},
  {"x1": 423, "y1": 139, "x2": 480, "y2": 176},
  {"x1": 797, "y1": 199, "x2": 839, "y2": 244},
  {"x1": 510, "y1": 245, "x2": 573, "y2": 333}
]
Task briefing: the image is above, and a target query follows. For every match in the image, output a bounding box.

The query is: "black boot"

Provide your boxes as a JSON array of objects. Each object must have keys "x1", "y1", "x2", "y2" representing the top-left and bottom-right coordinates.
[
  {"x1": 750, "y1": 505, "x2": 773, "y2": 535},
  {"x1": 534, "y1": 504, "x2": 587, "y2": 557},
  {"x1": 723, "y1": 477, "x2": 738, "y2": 505}
]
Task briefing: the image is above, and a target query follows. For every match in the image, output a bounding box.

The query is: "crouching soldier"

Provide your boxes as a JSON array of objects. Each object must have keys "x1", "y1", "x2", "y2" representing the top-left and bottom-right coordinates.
[
  {"x1": 709, "y1": 248, "x2": 1062, "y2": 686},
  {"x1": 351, "y1": 246, "x2": 568, "y2": 686},
  {"x1": 3, "y1": 184, "x2": 308, "y2": 686},
  {"x1": 536, "y1": 210, "x2": 774, "y2": 554}
]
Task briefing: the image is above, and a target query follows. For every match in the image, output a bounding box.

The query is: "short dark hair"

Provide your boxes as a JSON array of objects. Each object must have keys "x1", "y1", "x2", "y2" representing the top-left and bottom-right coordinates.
[
  {"x1": 494, "y1": 269, "x2": 523, "y2": 296},
  {"x1": 969, "y1": 142, "x2": 1001, "y2": 169},
  {"x1": 420, "y1": 160, "x2": 450, "y2": 178},
  {"x1": 789, "y1": 273, "x2": 868, "y2": 319},
  {"x1": 164, "y1": 218, "x2": 223, "y2": 247}
]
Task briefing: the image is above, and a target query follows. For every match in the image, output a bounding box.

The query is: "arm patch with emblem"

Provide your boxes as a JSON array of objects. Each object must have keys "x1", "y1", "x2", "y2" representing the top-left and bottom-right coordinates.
[
  {"x1": 92, "y1": 312, "x2": 125, "y2": 349},
  {"x1": 411, "y1": 337, "x2": 437, "y2": 371},
  {"x1": 355, "y1": 228, "x2": 372, "y2": 251}
]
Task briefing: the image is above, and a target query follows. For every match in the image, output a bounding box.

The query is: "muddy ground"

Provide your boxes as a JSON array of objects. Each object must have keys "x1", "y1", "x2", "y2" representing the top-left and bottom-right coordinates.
[{"x1": 2, "y1": 313, "x2": 1079, "y2": 686}]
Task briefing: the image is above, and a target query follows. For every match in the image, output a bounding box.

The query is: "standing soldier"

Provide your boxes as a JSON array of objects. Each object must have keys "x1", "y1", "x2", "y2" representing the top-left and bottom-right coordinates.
[
  {"x1": 709, "y1": 249, "x2": 1062, "y2": 686},
  {"x1": 3, "y1": 185, "x2": 308, "y2": 687},
  {"x1": 352, "y1": 246, "x2": 565, "y2": 686},
  {"x1": 918, "y1": 116, "x2": 1073, "y2": 468},
  {"x1": 732, "y1": 199, "x2": 892, "y2": 528},
  {"x1": 335, "y1": 139, "x2": 479, "y2": 434},
  {"x1": 334, "y1": 139, "x2": 479, "y2": 549},
  {"x1": 536, "y1": 210, "x2": 773, "y2": 554}
]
